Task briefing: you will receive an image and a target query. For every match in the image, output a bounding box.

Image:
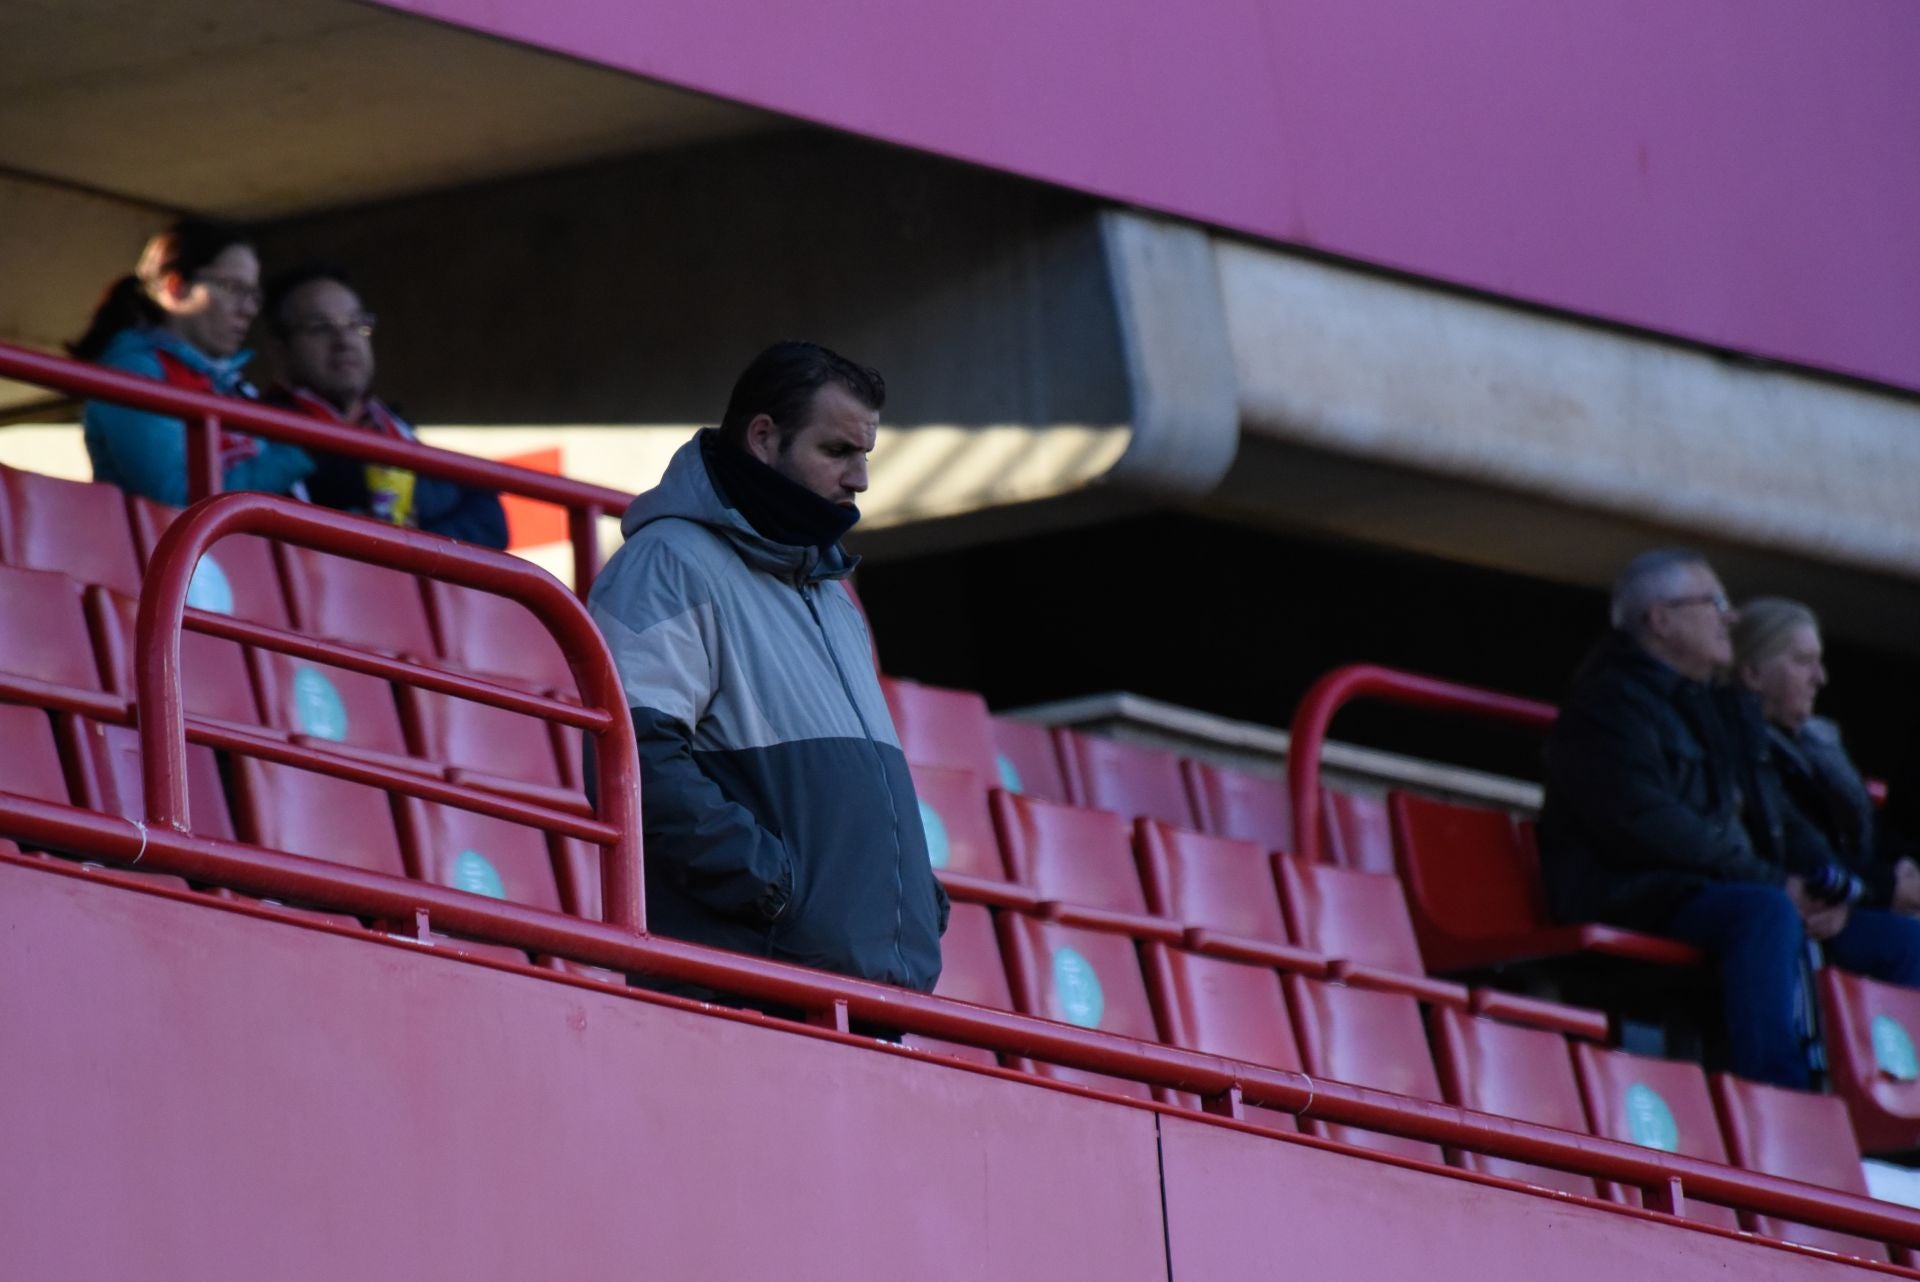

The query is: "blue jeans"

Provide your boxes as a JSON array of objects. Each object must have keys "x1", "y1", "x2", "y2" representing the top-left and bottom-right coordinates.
[{"x1": 1662, "y1": 882, "x2": 1920, "y2": 1089}]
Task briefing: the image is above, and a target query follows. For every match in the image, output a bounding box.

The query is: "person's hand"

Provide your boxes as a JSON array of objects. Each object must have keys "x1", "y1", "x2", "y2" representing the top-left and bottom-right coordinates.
[
  {"x1": 1805, "y1": 902, "x2": 1851, "y2": 941},
  {"x1": 1785, "y1": 875, "x2": 1815, "y2": 917},
  {"x1": 1893, "y1": 859, "x2": 1920, "y2": 916}
]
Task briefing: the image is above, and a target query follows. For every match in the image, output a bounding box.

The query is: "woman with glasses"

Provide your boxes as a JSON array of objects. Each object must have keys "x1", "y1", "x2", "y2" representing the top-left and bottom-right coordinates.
[
  {"x1": 69, "y1": 219, "x2": 313, "y2": 506},
  {"x1": 1733, "y1": 597, "x2": 1920, "y2": 918}
]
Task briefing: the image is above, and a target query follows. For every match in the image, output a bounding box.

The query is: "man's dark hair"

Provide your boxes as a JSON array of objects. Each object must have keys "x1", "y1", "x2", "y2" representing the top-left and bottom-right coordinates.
[
  {"x1": 263, "y1": 259, "x2": 357, "y2": 339},
  {"x1": 718, "y1": 341, "x2": 885, "y2": 452}
]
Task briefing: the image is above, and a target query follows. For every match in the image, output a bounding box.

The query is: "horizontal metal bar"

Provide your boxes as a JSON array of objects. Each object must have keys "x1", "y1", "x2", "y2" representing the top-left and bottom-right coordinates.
[
  {"x1": 1, "y1": 791, "x2": 1916, "y2": 1251},
  {"x1": 183, "y1": 609, "x2": 608, "y2": 729}
]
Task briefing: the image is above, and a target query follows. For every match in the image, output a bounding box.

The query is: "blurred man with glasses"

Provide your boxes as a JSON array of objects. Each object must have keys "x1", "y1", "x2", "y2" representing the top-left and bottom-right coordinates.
[
  {"x1": 264, "y1": 262, "x2": 506, "y2": 548},
  {"x1": 1539, "y1": 548, "x2": 1920, "y2": 1087}
]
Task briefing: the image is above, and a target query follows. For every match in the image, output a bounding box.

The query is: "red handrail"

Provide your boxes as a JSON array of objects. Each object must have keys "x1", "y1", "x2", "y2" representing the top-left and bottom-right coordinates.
[
  {"x1": 0, "y1": 339, "x2": 635, "y2": 592},
  {"x1": 1288, "y1": 663, "x2": 1557, "y2": 862},
  {"x1": 134, "y1": 492, "x2": 645, "y2": 932}
]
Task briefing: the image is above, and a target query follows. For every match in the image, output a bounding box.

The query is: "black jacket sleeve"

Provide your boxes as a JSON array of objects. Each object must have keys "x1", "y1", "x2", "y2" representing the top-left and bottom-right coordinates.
[
  {"x1": 1545, "y1": 698, "x2": 1783, "y2": 886},
  {"x1": 414, "y1": 473, "x2": 509, "y2": 549}
]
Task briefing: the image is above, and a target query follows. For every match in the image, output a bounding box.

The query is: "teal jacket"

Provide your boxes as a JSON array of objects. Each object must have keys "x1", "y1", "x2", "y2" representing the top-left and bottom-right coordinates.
[{"x1": 83, "y1": 327, "x2": 313, "y2": 506}]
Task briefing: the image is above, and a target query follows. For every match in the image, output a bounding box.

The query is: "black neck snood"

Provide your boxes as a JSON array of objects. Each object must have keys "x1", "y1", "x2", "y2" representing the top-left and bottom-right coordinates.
[{"x1": 700, "y1": 430, "x2": 859, "y2": 550}]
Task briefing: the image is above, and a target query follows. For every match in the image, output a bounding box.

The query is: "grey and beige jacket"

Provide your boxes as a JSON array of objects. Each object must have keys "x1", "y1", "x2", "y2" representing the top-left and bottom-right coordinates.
[{"x1": 588, "y1": 432, "x2": 945, "y2": 991}]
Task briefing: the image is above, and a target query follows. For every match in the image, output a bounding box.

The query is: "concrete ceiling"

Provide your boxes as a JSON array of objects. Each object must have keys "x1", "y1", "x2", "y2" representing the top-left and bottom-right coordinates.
[{"x1": 0, "y1": 0, "x2": 773, "y2": 219}]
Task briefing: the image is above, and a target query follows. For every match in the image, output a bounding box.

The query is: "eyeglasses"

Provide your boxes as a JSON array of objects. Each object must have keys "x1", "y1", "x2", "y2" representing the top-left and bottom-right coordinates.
[
  {"x1": 1660, "y1": 592, "x2": 1732, "y2": 614},
  {"x1": 195, "y1": 274, "x2": 264, "y2": 308},
  {"x1": 284, "y1": 314, "x2": 377, "y2": 341}
]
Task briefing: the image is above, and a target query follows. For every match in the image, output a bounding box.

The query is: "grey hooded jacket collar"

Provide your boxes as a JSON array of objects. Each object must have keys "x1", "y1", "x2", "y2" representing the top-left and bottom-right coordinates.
[
  {"x1": 619, "y1": 429, "x2": 858, "y2": 586},
  {"x1": 591, "y1": 432, "x2": 944, "y2": 992}
]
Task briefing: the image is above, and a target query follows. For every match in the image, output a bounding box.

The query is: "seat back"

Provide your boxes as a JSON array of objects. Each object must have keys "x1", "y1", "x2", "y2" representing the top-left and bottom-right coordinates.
[
  {"x1": 997, "y1": 912, "x2": 1158, "y2": 1099},
  {"x1": 1282, "y1": 975, "x2": 1446, "y2": 1164},
  {"x1": 249, "y1": 650, "x2": 408, "y2": 756},
  {"x1": 400, "y1": 687, "x2": 565, "y2": 791},
  {"x1": 1182, "y1": 759, "x2": 1292, "y2": 853},
  {"x1": 129, "y1": 496, "x2": 291, "y2": 626},
  {"x1": 0, "y1": 465, "x2": 142, "y2": 595},
  {"x1": 1135, "y1": 818, "x2": 1290, "y2": 945},
  {"x1": 1428, "y1": 1006, "x2": 1596, "y2": 1197},
  {"x1": 906, "y1": 902, "x2": 1015, "y2": 1069},
  {"x1": 396, "y1": 798, "x2": 564, "y2": 913},
  {"x1": 882, "y1": 676, "x2": 997, "y2": 784},
  {"x1": 1571, "y1": 1042, "x2": 1738, "y2": 1229},
  {"x1": 1143, "y1": 944, "x2": 1300, "y2": 1131},
  {"x1": 422, "y1": 580, "x2": 574, "y2": 689},
  {"x1": 1274, "y1": 852, "x2": 1426, "y2": 974},
  {"x1": 1058, "y1": 731, "x2": 1196, "y2": 827},
  {"x1": 279, "y1": 545, "x2": 437, "y2": 657},
  {"x1": 91, "y1": 587, "x2": 258, "y2": 726},
  {"x1": 61, "y1": 717, "x2": 235, "y2": 840},
  {"x1": 0, "y1": 701, "x2": 73, "y2": 805},
  {"x1": 1322, "y1": 787, "x2": 1396, "y2": 874},
  {"x1": 1710, "y1": 1073, "x2": 1885, "y2": 1260},
  {"x1": 991, "y1": 791, "x2": 1147, "y2": 913},
  {"x1": 1389, "y1": 791, "x2": 1545, "y2": 970},
  {"x1": 988, "y1": 717, "x2": 1070, "y2": 802},
  {"x1": 229, "y1": 757, "x2": 407, "y2": 878},
  {"x1": 1819, "y1": 967, "x2": 1920, "y2": 1155},
  {"x1": 0, "y1": 566, "x2": 105, "y2": 694},
  {"x1": 909, "y1": 763, "x2": 1006, "y2": 879}
]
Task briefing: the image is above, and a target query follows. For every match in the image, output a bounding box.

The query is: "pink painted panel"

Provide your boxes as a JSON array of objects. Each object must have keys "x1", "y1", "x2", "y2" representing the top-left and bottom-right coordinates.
[{"x1": 375, "y1": 0, "x2": 1920, "y2": 391}]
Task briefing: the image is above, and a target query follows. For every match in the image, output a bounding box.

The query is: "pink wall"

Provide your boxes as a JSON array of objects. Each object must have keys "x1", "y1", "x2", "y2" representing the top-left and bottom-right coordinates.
[{"x1": 378, "y1": 0, "x2": 1920, "y2": 393}]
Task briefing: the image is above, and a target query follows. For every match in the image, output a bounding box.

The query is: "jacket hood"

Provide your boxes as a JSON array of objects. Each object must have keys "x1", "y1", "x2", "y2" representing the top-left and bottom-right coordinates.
[{"x1": 619, "y1": 430, "x2": 857, "y2": 583}]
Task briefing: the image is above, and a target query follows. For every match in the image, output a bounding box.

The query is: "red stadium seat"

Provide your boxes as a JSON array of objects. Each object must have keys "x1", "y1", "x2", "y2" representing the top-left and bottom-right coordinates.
[
  {"x1": 909, "y1": 763, "x2": 1006, "y2": 880},
  {"x1": 399, "y1": 686, "x2": 569, "y2": 799},
  {"x1": 1134, "y1": 819, "x2": 1294, "y2": 950},
  {"x1": 1391, "y1": 792, "x2": 1701, "y2": 972},
  {"x1": 1182, "y1": 759, "x2": 1292, "y2": 853},
  {"x1": 1820, "y1": 967, "x2": 1920, "y2": 1155},
  {"x1": 0, "y1": 465, "x2": 141, "y2": 596},
  {"x1": 421, "y1": 580, "x2": 573, "y2": 690},
  {"x1": 60, "y1": 717, "x2": 235, "y2": 840},
  {"x1": 0, "y1": 566, "x2": 111, "y2": 705},
  {"x1": 0, "y1": 701, "x2": 73, "y2": 806},
  {"x1": 229, "y1": 756, "x2": 407, "y2": 878},
  {"x1": 882, "y1": 676, "x2": 998, "y2": 785},
  {"x1": 279, "y1": 545, "x2": 437, "y2": 658},
  {"x1": 128, "y1": 496, "x2": 291, "y2": 626},
  {"x1": 90, "y1": 587, "x2": 258, "y2": 727},
  {"x1": 395, "y1": 797, "x2": 564, "y2": 913},
  {"x1": 1143, "y1": 943, "x2": 1301, "y2": 1131},
  {"x1": 988, "y1": 716, "x2": 1070, "y2": 802},
  {"x1": 1710, "y1": 1073, "x2": 1885, "y2": 1260},
  {"x1": 248, "y1": 648, "x2": 409, "y2": 758},
  {"x1": 1571, "y1": 1042, "x2": 1739, "y2": 1230},
  {"x1": 997, "y1": 911, "x2": 1158, "y2": 1100},
  {"x1": 1282, "y1": 974, "x2": 1447, "y2": 1164},
  {"x1": 1428, "y1": 1006, "x2": 1597, "y2": 1197},
  {"x1": 991, "y1": 791, "x2": 1150, "y2": 918},
  {"x1": 553, "y1": 839, "x2": 603, "y2": 922},
  {"x1": 1322, "y1": 787, "x2": 1396, "y2": 874},
  {"x1": 906, "y1": 902, "x2": 1014, "y2": 1068},
  {"x1": 1057, "y1": 731, "x2": 1196, "y2": 827},
  {"x1": 1273, "y1": 851, "x2": 1467, "y2": 1004}
]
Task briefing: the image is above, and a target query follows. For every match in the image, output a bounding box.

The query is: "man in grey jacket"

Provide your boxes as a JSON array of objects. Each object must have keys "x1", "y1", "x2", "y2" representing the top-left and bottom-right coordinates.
[{"x1": 589, "y1": 341, "x2": 946, "y2": 996}]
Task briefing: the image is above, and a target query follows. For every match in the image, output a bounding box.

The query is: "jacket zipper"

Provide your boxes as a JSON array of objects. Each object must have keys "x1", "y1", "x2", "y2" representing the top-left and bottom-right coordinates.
[{"x1": 802, "y1": 581, "x2": 910, "y2": 982}]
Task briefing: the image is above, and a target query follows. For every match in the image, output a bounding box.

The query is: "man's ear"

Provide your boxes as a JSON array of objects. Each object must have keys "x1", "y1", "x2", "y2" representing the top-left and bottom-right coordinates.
[{"x1": 744, "y1": 413, "x2": 780, "y2": 466}]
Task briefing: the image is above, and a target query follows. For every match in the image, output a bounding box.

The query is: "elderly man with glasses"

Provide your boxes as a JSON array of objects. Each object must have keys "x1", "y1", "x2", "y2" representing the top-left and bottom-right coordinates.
[
  {"x1": 262, "y1": 261, "x2": 506, "y2": 548},
  {"x1": 1538, "y1": 548, "x2": 1920, "y2": 1088}
]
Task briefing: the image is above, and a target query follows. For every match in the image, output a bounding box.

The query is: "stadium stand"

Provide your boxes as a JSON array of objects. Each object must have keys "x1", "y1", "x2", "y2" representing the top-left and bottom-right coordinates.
[
  {"x1": 0, "y1": 700, "x2": 77, "y2": 806},
  {"x1": 1429, "y1": 1005, "x2": 1599, "y2": 1197},
  {"x1": 1712, "y1": 1074, "x2": 1886, "y2": 1260},
  {"x1": 278, "y1": 544, "x2": 438, "y2": 658},
  {"x1": 908, "y1": 761, "x2": 1007, "y2": 880},
  {"x1": 400, "y1": 686, "x2": 575, "y2": 804},
  {"x1": 90, "y1": 586, "x2": 260, "y2": 727},
  {"x1": 1142, "y1": 942, "x2": 1301, "y2": 1131},
  {"x1": 0, "y1": 564, "x2": 121, "y2": 714},
  {"x1": 0, "y1": 463, "x2": 143, "y2": 596},
  {"x1": 1282, "y1": 974, "x2": 1449, "y2": 1163},
  {"x1": 907, "y1": 901, "x2": 1013, "y2": 1067},
  {"x1": 1133, "y1": 819, "x2": 1320, "y2": 969},
  {"x1": 1321, "y1": 787, "x2": 1396, "y2": 875},
  {"x1": 229, "y1": 755, "x2": 410, "y2": 879},
  {"x1": 989, "y1": 716, "x2": 1071, "y2": 802},
  {"x1": 248, "y1": 647, "x2": 411, "y2": 759},
  {"x1": 998, "y1": 910, "x2": 1161, "y2": 1100},
  {"x1": 129, "y1": 496, "x2": 292, "y2": 626},
  {"x1": 1058, "y1": 730, "x2": 1197, "y2": 827},
  {"x1": 396, "y1": 797, "x2": 566, "y2": 913},
  {"x1": 992, "y1": 791, "x2": 1167, "y2": 933},
  {"x1": 1182, "y1": 758, "x2": 1292, "y2": 853},
  {"x1": 882, "y1": 675, "x2": 999, "y2": 788},
  {"x1": 1572, "y1": 1042, "x2": 1741, "y2": 1230},
  {"x1": 61, "y1": 716, "x2": 235, "y2": 840},
  {"x1": 422, "y1": 579, "x2": 576, "y2": 691}
]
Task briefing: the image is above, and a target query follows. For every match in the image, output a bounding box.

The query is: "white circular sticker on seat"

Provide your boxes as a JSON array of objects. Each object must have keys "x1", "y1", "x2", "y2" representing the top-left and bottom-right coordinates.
[
  {"x1": 919, "y1": 800, "x2": 951, "y2": 870},
  {"x1": 1051, "y1": 945, "x2": 1104, "y2": 1028},
  {"x1": 186, "y1": 555, "x2": 235, "y2": 615},
  {"x1": 1872, "y1": 1014, "x2": 1920, "y2": 1082},
  {"x1": 292, "y1": 666, "x2": 349, "y2": 741},
  {"x1": 452, "y1": 850, "x2": 507, "y2": 899},
  {"x1": 1624, "y1": 1082, "x2": 1679, "y2": 1152}
]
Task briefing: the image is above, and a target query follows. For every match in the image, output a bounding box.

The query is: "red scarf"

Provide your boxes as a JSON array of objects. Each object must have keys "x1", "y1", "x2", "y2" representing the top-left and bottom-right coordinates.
[{"x1": 153, "y1": 349, "x2": 262, "y2": 470}]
